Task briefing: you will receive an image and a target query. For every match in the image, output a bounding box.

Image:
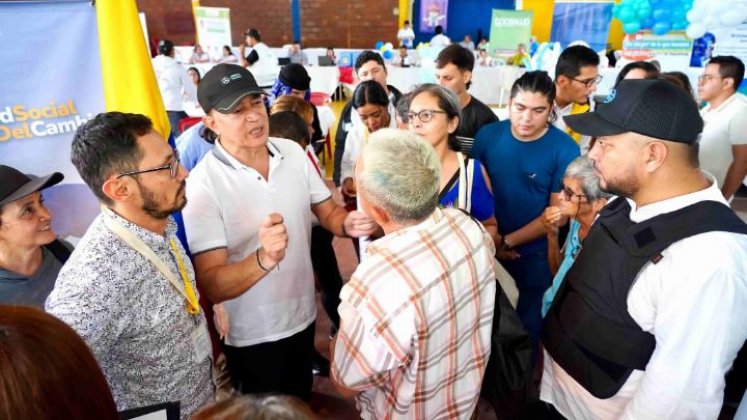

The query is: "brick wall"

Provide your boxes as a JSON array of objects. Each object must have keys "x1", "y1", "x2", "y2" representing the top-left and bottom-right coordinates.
[
  {"x1": 136, "y1": 0, "x2": 293, "y2": 48},
  {"x1": 136, "y1": 0, "x2": 399, "y2": 50},
  {"x1": 300, "y1": 0, "x2": 399, "y2": 48}
]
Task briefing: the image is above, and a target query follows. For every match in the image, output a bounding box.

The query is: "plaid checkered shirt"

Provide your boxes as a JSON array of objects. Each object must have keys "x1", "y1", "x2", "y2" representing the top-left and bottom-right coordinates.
[{"x1": 332, "y1": 208, "x2": 497, "y2": 419}]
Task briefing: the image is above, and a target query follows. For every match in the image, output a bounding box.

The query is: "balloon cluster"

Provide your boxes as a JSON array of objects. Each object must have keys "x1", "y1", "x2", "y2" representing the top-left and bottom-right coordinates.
[
  {"x1": 612, "y1": 0, "x2": 693, "y2": 35},
  {"x1": 685, "y1": 0, "x2": 747, "y2": 39},
  {"x1": 374, "y1": 41, "x2": 395, "y2": 60}
]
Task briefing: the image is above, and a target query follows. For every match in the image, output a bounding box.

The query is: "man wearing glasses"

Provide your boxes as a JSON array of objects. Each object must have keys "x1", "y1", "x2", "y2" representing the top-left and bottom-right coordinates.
[
  {"x1": 47, "y1": 112, "x2": 216, "y2": 417},
  {"x1": 552, "y1": 45, "x2": 601, "y2": 154},
  {"x1": 696, "y1": 55, "x2": 747, "y2": 202}
]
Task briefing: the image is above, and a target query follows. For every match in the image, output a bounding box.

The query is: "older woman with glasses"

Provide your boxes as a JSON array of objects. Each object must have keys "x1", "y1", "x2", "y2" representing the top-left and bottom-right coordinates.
[
  {"x1": 408, "y1": 83, "x2": 498, "y2": 242},
  {"x1": 540, "y1": 156, "x2": 610, "y2": 317}
]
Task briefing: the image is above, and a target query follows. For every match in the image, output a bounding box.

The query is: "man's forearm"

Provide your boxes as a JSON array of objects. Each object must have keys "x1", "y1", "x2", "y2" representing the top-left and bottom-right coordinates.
[
  {"x1": 197, "y1": 250, "x2": 273, "y2": 303},
  {"x1": 721, "y1": 161, "x2": 747, "y2": 200}
]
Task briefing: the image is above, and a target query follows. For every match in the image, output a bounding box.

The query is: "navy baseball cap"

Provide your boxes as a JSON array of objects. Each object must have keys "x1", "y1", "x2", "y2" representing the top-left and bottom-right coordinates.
[
  {"x1": 564, "y1": 79, "x2": 703, "y2": 144},
  {"x1": 197, "y1": 64, "x2": 264, "y2": 114}
]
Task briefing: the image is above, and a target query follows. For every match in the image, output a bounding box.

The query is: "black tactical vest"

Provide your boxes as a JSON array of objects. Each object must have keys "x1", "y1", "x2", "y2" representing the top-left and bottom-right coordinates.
[{"x1": 542, "y1": 197, "x2": 747, "y2": 398}]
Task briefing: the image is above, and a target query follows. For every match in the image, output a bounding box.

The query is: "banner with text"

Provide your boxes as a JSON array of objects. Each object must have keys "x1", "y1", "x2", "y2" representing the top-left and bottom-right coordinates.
[
  {"x1": 0, "y1": 1, "x2": 103, "y2": 241},
  {"x1": 194, "y1": 6, "x2": 232, "y2": 61},
  {"x1": 622, "y1": 31, "x2": 694, "y2": 69},
  {"x1": 489, "y1": 9, "x2": 534, "y2": 56}
]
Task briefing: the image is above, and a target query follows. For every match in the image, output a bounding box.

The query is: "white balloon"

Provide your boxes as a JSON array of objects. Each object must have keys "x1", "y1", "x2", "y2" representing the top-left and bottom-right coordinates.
[
  {"x1": 687, "y1": 9, "x2": 703, "y2": 23},
  {"x1": 686, "y1": 22, "x2": 707, "y2": 39},
  {"x1": 384, "y1": 42, "x2": 394, "y2": 51}
]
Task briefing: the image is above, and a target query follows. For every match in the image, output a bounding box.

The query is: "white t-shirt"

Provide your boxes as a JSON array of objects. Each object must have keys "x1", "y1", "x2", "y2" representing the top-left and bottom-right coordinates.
[
  {"x1": 397, "y1": 27, "x2": 415, "y2": 48},
  {"x1": 699, "y1": 93, "x2": 747, "y2": 191},
  {"x1": 430, "y1": 34, "x2": 451, "y2": 50},
  {"x1": 246, "y1": 42, "x2": 278, "y2": 86},
  {"x1": 183, "y1": 138, "x2": 331, "y2": 346},
  {"x1": 340, "y1": 112, "x2": 399, "y2": 183},
  {"x1": 152, "y1": 55, "x2": 196, "y2": 112},
  {"x1": 541, "y1": 174, "x2": 747, "y2": 419}
]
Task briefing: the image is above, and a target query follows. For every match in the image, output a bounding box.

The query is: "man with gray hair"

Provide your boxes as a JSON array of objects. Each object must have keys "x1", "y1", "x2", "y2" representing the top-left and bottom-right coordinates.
[{"x1": 330, "y1": 128, "x2": 496, "y2": 419}]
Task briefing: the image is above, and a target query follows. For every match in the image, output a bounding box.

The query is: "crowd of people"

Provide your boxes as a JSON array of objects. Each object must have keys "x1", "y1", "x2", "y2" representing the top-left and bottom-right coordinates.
[{"x1": 1, "y1": 20, "x2": 747, "y2": 420}]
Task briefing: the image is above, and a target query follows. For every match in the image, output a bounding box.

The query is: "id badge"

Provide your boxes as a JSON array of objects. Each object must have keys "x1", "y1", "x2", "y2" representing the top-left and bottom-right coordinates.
[{"x1": 191, "y1": 323, "x2": 212, "y2": 362}]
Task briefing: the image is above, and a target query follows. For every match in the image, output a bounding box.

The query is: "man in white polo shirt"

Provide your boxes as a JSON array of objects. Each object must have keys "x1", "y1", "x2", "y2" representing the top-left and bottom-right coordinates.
[
  {"x1": 697, "y1": 55, "x2": 747, "y2": 201},
  {"x1": 182, "y1": 64, "x2": 378, "y2": 400}
]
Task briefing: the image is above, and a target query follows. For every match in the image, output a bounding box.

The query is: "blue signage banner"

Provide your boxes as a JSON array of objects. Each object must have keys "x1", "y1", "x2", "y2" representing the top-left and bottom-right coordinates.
[
  {"x1": 551, "y1": 2, "x2": 615, "y2": 51},
  {"x1": 0, "y1": 1, "x2": 103, "y2": 240}
]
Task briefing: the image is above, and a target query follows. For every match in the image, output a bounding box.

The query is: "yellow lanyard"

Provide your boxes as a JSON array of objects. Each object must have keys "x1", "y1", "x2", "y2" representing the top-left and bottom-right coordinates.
[
  {"x1": 566, "y1": 102, "x2": 590, "y2": 144},
  {"x1": 169, "y1": 239, "x2": 200, "y2": 316}
]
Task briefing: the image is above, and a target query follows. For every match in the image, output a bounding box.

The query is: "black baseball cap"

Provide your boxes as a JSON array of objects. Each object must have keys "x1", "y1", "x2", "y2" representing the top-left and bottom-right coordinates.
[
  {"x1": 564, "y1": 79, "x2": 703, "y2": 144},
  {"x1": 0, "y1": 165, "x2": 63, "y2": 207},
  {"x1": 279, "y1": 63, "x2": 311, "y2": 91},
  {"x1": 197, "y1": 64, "x2": 264, "y2": 114}
]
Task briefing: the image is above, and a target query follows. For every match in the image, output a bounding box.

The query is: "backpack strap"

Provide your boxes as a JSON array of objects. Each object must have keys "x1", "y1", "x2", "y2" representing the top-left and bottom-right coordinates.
[{"x1": 44, "y1": 239, "x2": 71, "y2": 264}]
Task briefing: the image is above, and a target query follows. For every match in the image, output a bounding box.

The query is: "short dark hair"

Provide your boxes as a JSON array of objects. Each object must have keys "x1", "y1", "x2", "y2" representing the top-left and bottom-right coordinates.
[
  {"x1": 615, "y1": 61, "x2": 660, "y2": 86},
  {"x1": 709, "y1": 55, "x2": 745, "y2": 91},
  {"x1": 187, "y1": 66, "x2": 201, "y2": 83},
  {"x1": 71, "y1": 112, "x2": 151, "y2": 205},
  {"x1": 404, "y1": 20, "x2": 410, "y2": 25},
  {"x1": 244, "y1": 28, "x2": 261, "y2": 41},
  {"x1": 555, "y1": 45, "x2": 600, "y2": 79},
  {"x1": 436, "y1": 44, "x2": 475, "y2": 72},
  {"x1": 269, "y1": 111, "x2": 310, "y2": 145},
  {"x1": 353, "y1": 80, "x2": 390, "y2": 109},
  {"x1": 0, "y1": 306, "x2": 119, "y2": 419},
  {"x1": 355, "y1": 50, "x2": 386, "y2": 74},
  {"x1": 659, "y1": 71, "x2": 694, "y2": 99},
  {"x1": 158, "y1": 39, "x2": 174, "y2": 56},
  {"x1": 396, "y1": 92, "x2": 412, "y2": 123},
  {"x1": 435, "y1": 25, "x2": 444, "y2": 35},
  {"x1": 510, "y1": 71, "x2": 557, "y2": 122},
  {"x1": 436, "y1": 44, "x2": 475, "y2": 89}
]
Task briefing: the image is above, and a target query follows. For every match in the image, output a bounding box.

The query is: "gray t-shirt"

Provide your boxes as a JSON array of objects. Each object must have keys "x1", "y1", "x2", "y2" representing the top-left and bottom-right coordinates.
[{"x1": 0, "y1": 241, "x2": 71, "y2": 308}]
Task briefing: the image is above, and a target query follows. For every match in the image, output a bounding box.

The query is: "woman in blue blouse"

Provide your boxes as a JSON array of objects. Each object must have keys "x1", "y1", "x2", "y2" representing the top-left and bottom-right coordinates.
[
  {"x1": 541, "y1": 156, "x2": 610, "y2": 317},
  {"x1": 407, "y1": 83, "x2": 498, "y2": 243}
]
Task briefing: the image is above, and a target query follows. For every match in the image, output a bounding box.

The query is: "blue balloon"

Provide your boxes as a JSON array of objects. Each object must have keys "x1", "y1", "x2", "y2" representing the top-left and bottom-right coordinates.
[
  {"x1": 671, "y1": 9, "x2": 686, "y2": 21},
  {"x1": 652, "y1": 7, "x2": 670, "y2": 21},
  {"x1": 672, "y1": 20, "x2": 688, "y2": 30},
  {"x1": 641, "y1": 17, "x2": 656, "y2": 29},
  {"x1": 375, "y1": 41, "x2": 384, "y2": 50},
  {"x1": 652, "y1": 21, "x2": 672, "y2": 35},
  {"x1": 383, "y1": 50, "x2": 394, "y2": 60},
  {"x1": 623, "y1": 21, "x2": 642, "y2": 34},
  {"x1": 637, "y1": 5, "x2": 653, "y2": 19},
  {"x1": 612, "y1": 4, "x2": 621, "y2": 17},
  {"x1": 618, "y1": 6, "x2": 637, "y2": 23}
]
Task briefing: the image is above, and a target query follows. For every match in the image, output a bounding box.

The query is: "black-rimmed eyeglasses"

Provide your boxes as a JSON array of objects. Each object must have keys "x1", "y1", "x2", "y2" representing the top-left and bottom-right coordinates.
[
  {"x1": 406, "y1": 109, "x2": 447, "y2": 123},
  {"x1": 570, "y1": 75, "x2": 603, "y2": 88},
  {"x1": 561, "y1": 184, "x2": 586, "y2": 202},
  {"x1": 118, "y1": 150, "x2": 181, "y2": 179}
]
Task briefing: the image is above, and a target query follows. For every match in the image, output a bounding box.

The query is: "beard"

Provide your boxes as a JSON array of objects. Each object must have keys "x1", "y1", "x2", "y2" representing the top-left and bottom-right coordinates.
[
  {"x1": 138, "y1": 180, "x2": 187, "y2": 220},
  {"x1": 600, "y1": 172, "x2": 639, "y2": 198}
]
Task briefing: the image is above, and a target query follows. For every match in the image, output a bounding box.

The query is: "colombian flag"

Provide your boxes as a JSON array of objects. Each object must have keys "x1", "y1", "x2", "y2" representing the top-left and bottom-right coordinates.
[{"x1": 95, "y1": 0, "x2": 171, "y2": 139}]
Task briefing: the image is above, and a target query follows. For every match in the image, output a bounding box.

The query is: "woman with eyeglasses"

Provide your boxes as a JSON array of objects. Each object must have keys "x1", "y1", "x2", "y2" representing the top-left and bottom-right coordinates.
[
  {"x1": 540, "y1": 156, "x2": 610, "y2": 317},
  {"x1": 340, "y1": 80, "x2": 398, "y2": 200},
  {"x1": 470, "y1": 71, "x2": 580, "y2": 350},
  {"x1": 407, "y1": 83, "x2": 498, "y2": 242}
]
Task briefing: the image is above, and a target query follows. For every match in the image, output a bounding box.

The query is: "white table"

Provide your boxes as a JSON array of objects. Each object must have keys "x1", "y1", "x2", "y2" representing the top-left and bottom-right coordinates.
[
  {"x1": 386, "y1": 65, "x2": 525, "y2": 106},
  {"x1": 182, "y1": 63, "x2": 340, "y2": 96}
]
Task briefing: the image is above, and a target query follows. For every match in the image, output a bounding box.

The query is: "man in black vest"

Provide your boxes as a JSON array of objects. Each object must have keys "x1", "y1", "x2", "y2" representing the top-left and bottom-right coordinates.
[{"x1": 540, "y1": 79, "x2": 747, "y2": 418}]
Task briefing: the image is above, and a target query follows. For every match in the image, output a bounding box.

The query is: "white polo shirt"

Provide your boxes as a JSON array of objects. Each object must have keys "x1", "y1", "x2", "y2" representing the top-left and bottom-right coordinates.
[
  {"x1": 183, "y1": 137, "x2": 331, "y2": 347},
  {"x1": 699, "y1": 93, "x2": 747, "y2": 190}
]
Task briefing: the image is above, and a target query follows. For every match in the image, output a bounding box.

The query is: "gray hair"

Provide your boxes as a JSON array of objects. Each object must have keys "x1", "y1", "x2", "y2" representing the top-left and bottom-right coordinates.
[
  {"x1": 564, "y1": 156, "x2": 612, "y2": 202},
  {"x1": 357, "y1": 128, "x2": 440, "y2": 224}
]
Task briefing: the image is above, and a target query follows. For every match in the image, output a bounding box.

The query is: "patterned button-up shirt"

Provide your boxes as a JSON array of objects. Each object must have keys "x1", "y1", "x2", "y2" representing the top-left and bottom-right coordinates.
[
  {"x1": 332, "y1": 208, "x2": 496, "y2": 420},
  {"x1": 46, "y1": 209, "x2": 215, "y2": 418}
]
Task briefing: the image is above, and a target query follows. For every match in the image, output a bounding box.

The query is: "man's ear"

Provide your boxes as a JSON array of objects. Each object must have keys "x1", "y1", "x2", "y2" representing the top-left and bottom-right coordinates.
[
  {"x1": 101, "y1": 176, "x2": 135, "y2": 204},
  {"x1": 202, "y1": 114, "x2": 219, "y2": 134}
]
